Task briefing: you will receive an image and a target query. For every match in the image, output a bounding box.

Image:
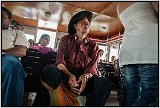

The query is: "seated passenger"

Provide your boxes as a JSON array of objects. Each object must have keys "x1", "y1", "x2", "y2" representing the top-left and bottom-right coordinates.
[
  {"x1": 2, "y1": 7, "x2": 28, "y2": 106},
  {"x1": 13, "y1": 23, "x2": 24, "y2": 31},
  {"x1": 110, "y1": 56, "x2": 116, "y2": 64},
  {"x1": 97, "y1": 49, "x2": 105, "y2": 77},
  {"x1": 31, "y1": 34, "x2": 56, "y2": 54},
  {"x1": 28, "y1": 39, "x2": 35, "y2": 48},
  {"x1": 98, "y1": 49, "x2": 104, "y2": 63},
  {"x1": 34, "y1": 11, "x2": 111, "y2": 106}
]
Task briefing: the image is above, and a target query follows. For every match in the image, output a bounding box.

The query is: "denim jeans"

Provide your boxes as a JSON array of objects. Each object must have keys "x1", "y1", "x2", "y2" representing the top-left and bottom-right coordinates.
[
  {"x1": 122, "y1": 64, "x2": 158, "y2": 106},
  {"x1": 2, "y1": 55, "x2": 27, "y2": 106}
]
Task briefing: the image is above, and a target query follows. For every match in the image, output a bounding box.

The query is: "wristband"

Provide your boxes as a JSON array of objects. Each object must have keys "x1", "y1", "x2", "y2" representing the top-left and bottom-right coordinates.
[
  {"x1": 84, "y1": 74, "x2": 89, "y2": 81},
  {"x1": 2, "y1": 50, "x2": 7, "y2": 55}
]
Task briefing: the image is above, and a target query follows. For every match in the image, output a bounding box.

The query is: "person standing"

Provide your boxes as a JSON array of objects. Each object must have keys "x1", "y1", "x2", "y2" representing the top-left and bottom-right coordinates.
[{"x1": 117, "y1": 2, "x2": 158, "y2": 106}]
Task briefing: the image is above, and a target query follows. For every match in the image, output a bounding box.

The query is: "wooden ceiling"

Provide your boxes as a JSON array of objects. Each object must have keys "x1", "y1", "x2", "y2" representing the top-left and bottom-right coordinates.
[{"x1": 2, "y1": 2, "x2": 124, "y2": 37}]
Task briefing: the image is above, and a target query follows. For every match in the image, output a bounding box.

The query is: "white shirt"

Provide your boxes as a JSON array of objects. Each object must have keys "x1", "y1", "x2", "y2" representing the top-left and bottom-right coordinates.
[
  {"x1": 2, "y1": 28, "x2": 29, "y2": 50},
  {"x1": 117, "y1": 2, "x2": 158, "y2": 66}
]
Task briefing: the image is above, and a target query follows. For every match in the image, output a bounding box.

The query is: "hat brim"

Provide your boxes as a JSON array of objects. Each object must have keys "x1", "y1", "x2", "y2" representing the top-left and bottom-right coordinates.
[{"x1": 68, "y1": 11, "x2": 93, "y2": 35}]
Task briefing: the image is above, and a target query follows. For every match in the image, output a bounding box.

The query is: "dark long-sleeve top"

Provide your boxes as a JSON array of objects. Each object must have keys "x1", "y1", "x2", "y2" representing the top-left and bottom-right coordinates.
[{"x1": 55, "y1": 35, "x2": 99, "y2": 76}]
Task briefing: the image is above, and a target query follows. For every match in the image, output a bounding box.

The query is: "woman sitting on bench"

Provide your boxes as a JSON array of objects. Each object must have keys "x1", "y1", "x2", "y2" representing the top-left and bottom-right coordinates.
[{"x1": 31, "y1": 34, "x2": 57, "y2": 54}]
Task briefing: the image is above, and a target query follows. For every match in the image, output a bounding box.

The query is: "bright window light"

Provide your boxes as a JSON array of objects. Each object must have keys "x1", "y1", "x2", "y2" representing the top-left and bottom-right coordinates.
[
  {"x1": 98, "y1": 44, "x2": 108, "y2": 61},
  {"x1": 25, "y1": 34, "x2": 35, "y2": 41},
  {"x1": 109, "y1": 44, "x2": 119, "y2": 62}
]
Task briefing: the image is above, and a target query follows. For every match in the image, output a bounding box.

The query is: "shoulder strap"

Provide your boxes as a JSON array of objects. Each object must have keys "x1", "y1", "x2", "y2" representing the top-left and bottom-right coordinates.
[{"x1": 13, "y1": 31, "x2": 18, "y2": 45}]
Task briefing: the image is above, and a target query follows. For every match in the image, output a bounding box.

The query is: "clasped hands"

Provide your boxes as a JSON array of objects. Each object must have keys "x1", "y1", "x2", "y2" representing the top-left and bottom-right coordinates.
[{"x1": 68, "y1": 74, "x2": 88, "y2": 95}]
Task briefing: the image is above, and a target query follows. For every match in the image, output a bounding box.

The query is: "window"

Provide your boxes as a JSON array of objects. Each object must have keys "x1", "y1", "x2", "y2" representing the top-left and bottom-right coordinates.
[
  {"x1": 36, "y1": 29, "x2": 56, "y2": 49},
  {"x1": 98, "y1": 44, "x2": 108, "y2": 62},
  {"x1": 109, "y1": 43, "x2": 119, "y2": 62},
  {"x1": 25, "y1": 34, "x2": 35, "y2": 41}
]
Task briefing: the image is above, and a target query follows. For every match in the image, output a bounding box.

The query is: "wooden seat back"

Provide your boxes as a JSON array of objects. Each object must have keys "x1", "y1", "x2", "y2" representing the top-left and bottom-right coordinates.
[{"x1": 21, "y1": 48, "x2": 57, "y2": 92}]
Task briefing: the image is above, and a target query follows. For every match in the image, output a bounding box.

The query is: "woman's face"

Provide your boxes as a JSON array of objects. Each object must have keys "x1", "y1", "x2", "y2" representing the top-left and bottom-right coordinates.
[
  {"x1": 28, "y1": 40, "x2": 34, "y2": 47},
  {"x1": 75, "y1": 18, "x2": 91, "y2": 36},
  {"x1": 40, "y1": 37, "x2": 50, "y2": 47}
]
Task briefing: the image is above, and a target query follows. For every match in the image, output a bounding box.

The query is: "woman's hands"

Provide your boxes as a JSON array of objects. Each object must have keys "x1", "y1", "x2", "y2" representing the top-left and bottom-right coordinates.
[
  {"x1": 57, "y1": 64, "x2": 92, "y2": 95},
  {"x1": 76, "y1": 74, "x2": 89, "y2": 95},
  {"x1": 68, "y1": 74, "x2": 80, "y2": 95},
  {"x1": 68, "y1": 73, "x2": 92, "y2": 95}
]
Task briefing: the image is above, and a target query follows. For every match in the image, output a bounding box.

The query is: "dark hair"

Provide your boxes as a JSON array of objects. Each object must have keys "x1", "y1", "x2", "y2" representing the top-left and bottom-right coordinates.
[
  {"x1": 28, "y1": 39, "x2": 34, "y2": 43},
  {"x1": 40, "y1": 34, "x2": 50, "y2": 40},
  {"x1": 38, "y1": 34, "x2": 50, "y2": 44},
  {"x1": 99, "y1": 49, "x2": 104, "y2": 52},
  {"x1": 13, "y1": 23, "x2": 24, "y2": 28},
  {"x1": 99, "y1": 49, "x2": 104, "y2": 55},
  {"x1": 2, "y1": 7, "x2": 12, "y2": 19}
]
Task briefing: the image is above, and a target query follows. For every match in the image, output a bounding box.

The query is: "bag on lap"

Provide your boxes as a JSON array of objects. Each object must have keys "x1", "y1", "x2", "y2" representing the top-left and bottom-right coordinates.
[{"x1": 41, "y1": 81, "x2": 81, "y2": 106}]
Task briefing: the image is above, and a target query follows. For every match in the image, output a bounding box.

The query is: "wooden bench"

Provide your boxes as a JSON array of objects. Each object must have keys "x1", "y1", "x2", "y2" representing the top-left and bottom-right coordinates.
[
  {"x1": 98, "y1": 62, "x2": 118, "y2": 84},
  {"x1": 21, "y1": 48, "x2": 57, "y2": 92}
]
